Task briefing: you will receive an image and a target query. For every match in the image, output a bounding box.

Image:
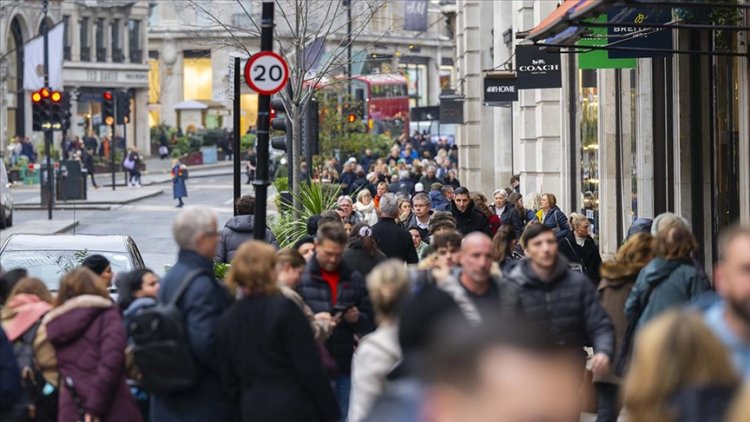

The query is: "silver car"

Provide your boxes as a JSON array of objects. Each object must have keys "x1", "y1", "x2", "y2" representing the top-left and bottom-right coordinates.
[
  {"x1": 0, "y1": 234, "x2": 146, "y2": 292},
  {"x1": 0, "y1": 160, "x2": 13, "y2": 229}
]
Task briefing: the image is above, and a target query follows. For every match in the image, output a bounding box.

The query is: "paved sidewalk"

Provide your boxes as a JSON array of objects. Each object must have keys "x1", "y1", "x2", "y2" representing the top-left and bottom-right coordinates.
[
  {"x1": 14, "y1": 187, "x2": 163, "y2": 210},
  {"x1": 0, "y1": 219, "x2": 79, "y2": 238},
  {"x1": 99, "y1": 157, "x2": 236, "y2": 187}
]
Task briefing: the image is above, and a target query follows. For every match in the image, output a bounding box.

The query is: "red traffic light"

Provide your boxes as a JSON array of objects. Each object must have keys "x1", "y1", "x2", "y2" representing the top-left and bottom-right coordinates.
[
  {"x1": 32, "y1": 91, "x2": 42, "y2": 103},
  {"x1": 103, "y1": 91, "x2": 113, "y2": 101},
  {"x1": 50, "y1": 91, "x2": 62, "y2": 102}
]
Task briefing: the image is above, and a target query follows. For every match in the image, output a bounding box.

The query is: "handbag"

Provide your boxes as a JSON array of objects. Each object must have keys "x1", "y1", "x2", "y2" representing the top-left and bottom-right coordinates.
[
  {"x1": 564, "y1": 238, "x2": 589, "y2": 275},
  {"x1": 123, "y1": 156, "x2": 136, "y2": 170}
]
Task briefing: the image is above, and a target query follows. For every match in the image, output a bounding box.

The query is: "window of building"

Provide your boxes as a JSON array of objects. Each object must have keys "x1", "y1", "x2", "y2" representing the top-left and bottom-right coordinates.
[
  {"x1": 400, "y1": 63, "x2": 428, "y2": 108},
  {"x1": 439, "y1": 65, "x2": 454, "y2": 91},
  {"x1": 111, "y1": 19, "x2": 122, "y2": 63},
  {"x1": 80, "y1": 17, "x2": 90, "y2": 61},
  {"x1": 148, "y1": 56, "x2": 160, "y2": 127},
  {"x1": 128, "y1": 20, "x2": 141, "y2": 63},
  {"x1": 183, "y1": 51, "x2": 212, "y2": 100},
  {"x1": 579, "y1": 69, "x2": 599, "y2": 239},
  {"x1": 95, "y1": 18, "x2": 105, "y2": 62},
  {"x1": 63, "y1": 16, "x2": 71, "y2": 60}
]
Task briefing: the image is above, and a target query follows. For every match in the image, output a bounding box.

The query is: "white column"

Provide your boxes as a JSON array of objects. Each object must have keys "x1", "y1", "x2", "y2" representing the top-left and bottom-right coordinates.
[
  {"x1": 635, "y1": 58, "x2": 655, "y2": 219},
  {"x1": 492, "y1": 1, "x2": 514, "y2": 191}
]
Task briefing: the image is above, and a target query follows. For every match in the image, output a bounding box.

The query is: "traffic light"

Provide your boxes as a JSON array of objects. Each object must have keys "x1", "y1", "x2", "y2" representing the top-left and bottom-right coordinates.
[
  {"x1": 61, "y1": 92, "x2": 72, "y2": 131},
  {"x1": 270, "y1": 98, "x2": 287, "y2": 131},
  {"x1": 49, "y1": 90, "x2": 64, "y2": 130},
  {"x1": 116, "y1": 90, "x2": 131, "y2": 124},
  {"x1": 32, "y1": 89, "x2": 47, "y2": 131},
  {"x1": 302, "y1": 98, "x2": 319, "y2": 161},
  {"x1": 347, "y1": 113, "x2": 357, "y2": 123},
  {"x1": 102, "y1": 91, "x2": 114, "y2": 126}
]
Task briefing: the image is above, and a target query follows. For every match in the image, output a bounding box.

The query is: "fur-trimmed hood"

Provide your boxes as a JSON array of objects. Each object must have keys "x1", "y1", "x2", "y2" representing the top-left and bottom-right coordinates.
[{"x1": 43, "y1": 295, "x2": 114, "y2": 346}]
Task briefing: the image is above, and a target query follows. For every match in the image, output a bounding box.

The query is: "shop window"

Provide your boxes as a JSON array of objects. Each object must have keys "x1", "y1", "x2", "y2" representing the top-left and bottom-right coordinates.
[
  {"x1": 440, "y1": 65, "x2": 454, "y2": 91},
  {"x1": 183, "y1": 57, "x2": 212, "y2": 101},
  {"x1": 240, "y1": 93, "x2": 259, "y2": 137},
  {"x1": 148, "y1": 58, "x2": 160, "y2": 104},
  {"x1": 579, "y1": 69, "x2": 599, "y2": 239}
]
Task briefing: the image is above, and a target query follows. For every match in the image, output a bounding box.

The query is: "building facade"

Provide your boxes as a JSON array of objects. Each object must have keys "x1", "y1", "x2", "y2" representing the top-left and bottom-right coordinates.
[
  {"x1": 147, "y1": 0, "x2": 454, "y2": 136},
  {"x1": 1, "y1": 0, "x2": 150, "y2": 155},
  {"x1": 454, "y1": 0, "x2": 750, "y2": 265}
]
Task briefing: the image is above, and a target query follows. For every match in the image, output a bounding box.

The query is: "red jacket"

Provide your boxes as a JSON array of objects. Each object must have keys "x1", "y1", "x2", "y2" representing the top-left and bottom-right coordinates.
[{"x1": 45, "y1": 295, "x2": 141, "y2": 422}]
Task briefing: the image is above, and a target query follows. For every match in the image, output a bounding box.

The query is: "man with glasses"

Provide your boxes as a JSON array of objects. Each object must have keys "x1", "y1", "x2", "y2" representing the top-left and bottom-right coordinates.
[
  {"x1": 406, "y1": 192, "x2": 433, "y2": 243},
  {"x1": 151, "y1": 207, "x2": 235, "y2": 422}
]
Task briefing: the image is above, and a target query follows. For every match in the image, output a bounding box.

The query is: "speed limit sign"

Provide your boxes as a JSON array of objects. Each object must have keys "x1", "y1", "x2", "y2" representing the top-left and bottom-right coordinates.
[{"x1": 244, "y1": 51, "x2": 289, "y2": 96}]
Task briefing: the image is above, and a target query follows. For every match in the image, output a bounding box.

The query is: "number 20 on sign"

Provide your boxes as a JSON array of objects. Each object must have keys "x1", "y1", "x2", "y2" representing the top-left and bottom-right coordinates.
[{"x1": 244, "y1": 51, "x2": 290, "y2": 96}]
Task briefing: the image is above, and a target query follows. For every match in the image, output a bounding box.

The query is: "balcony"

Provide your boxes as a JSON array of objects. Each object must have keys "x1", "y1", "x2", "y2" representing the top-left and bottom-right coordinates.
[
  {"x1": 96, "y1": 48, "x2": 106, "y2": 62},
  {"x1": 64, "y1": 46, "x2": 71, "y2": 61},
  {"x1": 112, "y1": 48, "x2": 124, "y2": 63},
  {"x1": 129, "y1": 48, "x2": 143, "y2": 63},
  {"x1": 80, "y1": 48, "x2": 91, "y2": 62}
]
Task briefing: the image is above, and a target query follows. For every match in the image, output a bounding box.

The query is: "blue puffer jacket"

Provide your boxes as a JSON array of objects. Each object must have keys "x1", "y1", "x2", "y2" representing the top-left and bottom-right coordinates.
[
  {"x1": 297, "y1": 256, "x2": 374, "y2": 375},
  {"x1": 624, "y1": 257, "x2": 710, "y2": 329},
  {"x1": 536, "y1": 206, "x2": 571, "y2": 240}
]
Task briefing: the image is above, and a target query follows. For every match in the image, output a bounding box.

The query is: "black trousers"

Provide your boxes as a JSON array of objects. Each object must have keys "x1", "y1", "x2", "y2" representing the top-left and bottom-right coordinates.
[{"x1": 595, "y1": 382, "x2": 620, "y2": 422}]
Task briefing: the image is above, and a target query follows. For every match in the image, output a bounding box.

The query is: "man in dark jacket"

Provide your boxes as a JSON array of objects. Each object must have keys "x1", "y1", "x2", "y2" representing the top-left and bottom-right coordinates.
[
  {"x1": 387, "y1": 170, "x2": 415, "y2": 196},
  {"x1": 440, "y1": 233, "x2": 521, "y2": 323},
  {"x1": 215, "y1": 195, "x2": 277, "y2": 263},
  {"x1": 297, "y1": 222, "x2": 374, "y2": 418},
  {"x1": 429, "y1": 183, "x2": 451, "y2": 212},
  {"x1": 504, "y1": 223, "x2": 614, "y2": 374},
  {"x1": 151, "y1": 207, "x2": 235, "y2": 422},
  {"x1": 405, "y1": 192, "x2": 432, "y2": 243},
  {"x1": 372, "y1": 193, "x2": 419, "y2": 264},
  {"x1": 451, "y1": 187, "x2": 491, "y2": 236},
  {"x1": 0, "y1": 328, "x2": 21, "y2": 417},
  {"x1": 340, "y1": 160, "x2": 358, "y2": 195}
]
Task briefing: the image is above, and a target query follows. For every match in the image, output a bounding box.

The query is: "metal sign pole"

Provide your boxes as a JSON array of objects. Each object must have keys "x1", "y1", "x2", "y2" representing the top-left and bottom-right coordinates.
[
  {"x1": 233, "y1": 57, "x2": 241, "y2": 215},
  {"x1": 253, "y1": 0, "x2": 274, "y2": 241},
  {"x1": 43, "y1": 0, "x2": 54, "y2": 219}
]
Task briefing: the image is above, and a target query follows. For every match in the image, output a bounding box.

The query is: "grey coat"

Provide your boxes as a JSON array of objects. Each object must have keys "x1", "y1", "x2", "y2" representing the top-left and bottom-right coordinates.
[{"x1": 215, "y1": 215, "x2": 278, "y2": 263}]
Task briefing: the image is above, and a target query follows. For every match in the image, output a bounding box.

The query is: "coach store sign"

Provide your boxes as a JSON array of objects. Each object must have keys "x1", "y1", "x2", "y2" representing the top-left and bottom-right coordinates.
[
  {"x1": 484, "y1": 74, "x2": 517, "y2": 104},
  {"x1": 516, "y1": 45, "x2": 562, "y2": 90}
]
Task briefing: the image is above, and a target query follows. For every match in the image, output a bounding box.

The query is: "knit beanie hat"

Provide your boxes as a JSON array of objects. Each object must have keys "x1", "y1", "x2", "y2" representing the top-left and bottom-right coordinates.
[{"x1": 81, "y1": 254, "x2": 111, "y2": 275}]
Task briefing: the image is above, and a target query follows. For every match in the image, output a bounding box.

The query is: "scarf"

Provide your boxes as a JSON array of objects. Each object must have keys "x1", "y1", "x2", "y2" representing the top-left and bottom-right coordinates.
[
  {"x1": 1, "y1": 294, "x2": 53, "y2": 342},
  {"x1": 355, "y1": 201, "x2": 375, "y2": 214}
]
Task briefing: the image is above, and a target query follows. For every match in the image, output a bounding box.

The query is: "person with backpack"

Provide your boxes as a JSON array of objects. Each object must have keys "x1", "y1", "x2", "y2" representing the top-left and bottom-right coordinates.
[
  {"x1": 0, "y1": 277, "x2": 58, "y2": 421},
  {"x1": 217, "y1": 241, "x2": 340, "y2": 422},
  {"x1": 148, "y1": 207, "x2": 234, "y2": 422},
  {"x1": 44, "y1": 268, "x2": 141, "y2": 422}
]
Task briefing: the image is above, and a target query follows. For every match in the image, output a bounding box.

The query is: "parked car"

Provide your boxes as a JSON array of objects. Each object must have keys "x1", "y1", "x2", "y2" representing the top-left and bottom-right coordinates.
[
  {"x1": 0, "y1": 234, "x2": 145, "y2": 292},
  {"x1": 0, "y1": 160, "x2": 13, "y2": 229}
]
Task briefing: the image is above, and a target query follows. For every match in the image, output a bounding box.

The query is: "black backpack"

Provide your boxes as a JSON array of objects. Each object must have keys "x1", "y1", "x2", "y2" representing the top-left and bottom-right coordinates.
[
  {"x1": 13, "y1": 320, "x2": 58, "y2": 421},
  {"x1": 128, "y1": 269, "x2": 206, "y2": 396}
]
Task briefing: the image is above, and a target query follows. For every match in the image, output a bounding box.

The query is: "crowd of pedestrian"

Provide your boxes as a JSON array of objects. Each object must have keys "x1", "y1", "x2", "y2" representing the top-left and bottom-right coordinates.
[{"x1": 2, "y1": 139, "x2": 750, "y2": 422}]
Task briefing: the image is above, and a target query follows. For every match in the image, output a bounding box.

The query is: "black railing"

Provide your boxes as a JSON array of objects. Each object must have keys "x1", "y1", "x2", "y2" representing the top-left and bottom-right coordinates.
[
  {"x1": 96, "y1": 48, "x2": 106, "y2": 62},
  {"x1": 80, "y1": 48, "x2": 91, "y2": 62},
  {"x1": 112, "y1": 48, "x2": 124, "y2": 63},
  {"x1": 64, "y1": 46, "x2": 72, "y2": 61},
  {"x1": 129, "y1": 48, "x2": 142, "y2": 63}
]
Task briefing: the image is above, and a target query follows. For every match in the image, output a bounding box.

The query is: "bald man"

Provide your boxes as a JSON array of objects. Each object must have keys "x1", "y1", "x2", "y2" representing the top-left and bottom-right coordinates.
[{"x1": 439, "y1": 232, "x2": 521, "y2": 324}]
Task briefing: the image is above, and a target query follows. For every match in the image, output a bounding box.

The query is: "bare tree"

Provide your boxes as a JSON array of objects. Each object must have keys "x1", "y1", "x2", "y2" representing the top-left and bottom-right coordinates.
[{"x1": 186, "y1": 0, "x2": 393, "y2": 194}]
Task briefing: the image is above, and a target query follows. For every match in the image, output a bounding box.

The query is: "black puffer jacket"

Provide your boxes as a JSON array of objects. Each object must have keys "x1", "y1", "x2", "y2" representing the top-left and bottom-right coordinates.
[
  {"x1": 215, "y1": 215, "x2": 278, "y2": 263},
  {"x1": 558, "y1": 233, "x2": 602, "y2": 285},
  {"x1": 503, "y1": 256, "x2": 614, "y2": 358},
  {"x1": 450, "y1": 201, "x2": 491, "y2": 236},
  {"x1": 297, "y1": 257, "x2": 374, "y2": 375}
]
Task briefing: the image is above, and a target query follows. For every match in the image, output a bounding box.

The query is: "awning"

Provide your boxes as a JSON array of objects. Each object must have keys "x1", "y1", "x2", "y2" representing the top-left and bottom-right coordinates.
[{"x1": 524, "y1": 0, "x2": 605, "y2": 44}]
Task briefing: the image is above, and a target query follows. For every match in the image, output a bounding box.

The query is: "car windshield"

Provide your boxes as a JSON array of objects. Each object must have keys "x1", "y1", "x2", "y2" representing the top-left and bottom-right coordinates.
[{"x1": 0, "y1": 250, "x2": 132, "y2": 291}]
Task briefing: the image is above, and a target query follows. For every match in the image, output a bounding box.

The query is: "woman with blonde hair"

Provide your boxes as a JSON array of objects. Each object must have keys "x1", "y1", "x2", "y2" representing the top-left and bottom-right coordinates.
[
  {"x1": 593, "y1": 232, "x2": 653, "y2": 422},
  {"x1": 349, "y1": 260, "x2": 411, "y2": 422},
  {"x1": 623, "y1": 310, "x2": 740, "y2": 422},
  {"x1": 217, "y1": 241, "x2": 339, "y2": 422},
  {"x1": 558, "y1": 212, "x2": 601, "y2": 285},
  {"x1": 355, "y1": 189, "x2": 378, "y2": 226}
]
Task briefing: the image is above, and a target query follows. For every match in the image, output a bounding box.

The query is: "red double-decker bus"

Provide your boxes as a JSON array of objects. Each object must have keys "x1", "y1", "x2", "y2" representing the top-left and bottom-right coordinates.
[{"x1": 350, "y1": 74, "x2": 409, "y2": 138}]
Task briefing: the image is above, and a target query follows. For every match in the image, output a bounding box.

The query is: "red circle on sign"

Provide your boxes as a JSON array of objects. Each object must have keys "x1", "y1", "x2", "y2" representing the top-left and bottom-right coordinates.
[{"x1": 244, "y1": 51, "x2": 289, "y2": 96}]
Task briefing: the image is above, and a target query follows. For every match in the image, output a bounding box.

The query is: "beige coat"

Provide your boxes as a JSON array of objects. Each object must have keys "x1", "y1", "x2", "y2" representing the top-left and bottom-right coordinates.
[{"x1": 280, "y1": 286, "x2": 334, "y2": 343}]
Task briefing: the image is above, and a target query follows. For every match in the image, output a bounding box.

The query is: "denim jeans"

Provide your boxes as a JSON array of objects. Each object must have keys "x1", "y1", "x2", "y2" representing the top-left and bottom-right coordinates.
[{"x1": 335, "y1": 375, "x2": 352, "y2": 421}]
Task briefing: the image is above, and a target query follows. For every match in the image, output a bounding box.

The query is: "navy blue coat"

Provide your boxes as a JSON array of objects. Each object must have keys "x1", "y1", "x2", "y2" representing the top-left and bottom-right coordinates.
[
  {"x1": 0, "y1": 328, "x2": 21, "y2": 415},
  {"x1": 172, "y1": 165, "x2": 188, "y2": 199},
  {"x1": 297, "y1": 257, "x2": 374, "y2": 375},
  {"x1": 150, "y1": 250, "x2": 235, "y2": 422},
  {"x1": 540, "y1": 206, "x2": 571, "y2": 240}
]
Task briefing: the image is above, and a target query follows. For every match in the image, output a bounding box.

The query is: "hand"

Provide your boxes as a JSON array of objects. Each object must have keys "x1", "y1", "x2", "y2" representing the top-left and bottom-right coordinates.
[
  {"x1": 343, "y1": 306, "x2": 360, "y2": 324},
  {"x1": 84, "y1": 413, "x2": 100, "y2": 422},
  {"x1": 590, "y1": 353, "x2": 610, "y2": 376},
  {"x1": 315, "y1": 312, "x2": 336, "y2": 329}
]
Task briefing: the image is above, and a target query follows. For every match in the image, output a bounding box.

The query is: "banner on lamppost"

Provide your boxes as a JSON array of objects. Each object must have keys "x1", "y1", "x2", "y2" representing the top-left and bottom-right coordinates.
[
  {"x1": 607, "y1": 7, "x2": 673, "y2": 59},
  {"x1": 404, "y1": 0, "x2": 429, "y2": 32},
  {"x1": 484, "y1": 74, "x2": 517, "y2": 104},
  {"x1": 516, "y1": 45, "x2": 562, "y2": 89}
]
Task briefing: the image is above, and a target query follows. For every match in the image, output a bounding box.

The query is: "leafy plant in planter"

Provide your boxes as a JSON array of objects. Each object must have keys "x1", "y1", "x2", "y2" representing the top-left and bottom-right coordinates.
[{"x1": 270, "y1": 181, "x2": 341, "y2": 248}]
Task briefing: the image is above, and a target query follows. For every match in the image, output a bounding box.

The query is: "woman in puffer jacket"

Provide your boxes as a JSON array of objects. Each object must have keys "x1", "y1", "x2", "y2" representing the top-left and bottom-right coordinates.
[{"x1": 44, "y1": 268, "x2": 141, "y2": 422}]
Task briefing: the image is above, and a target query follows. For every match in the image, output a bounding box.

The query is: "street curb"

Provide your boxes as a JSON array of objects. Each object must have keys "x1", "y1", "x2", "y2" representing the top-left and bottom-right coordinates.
[
  {"x1": 0, "y1": 220, "x2": 80, "y2": 236},
  {"x1": 14, "y1": 189, "x2": 163, "y2": 210},
  {"x1": 100, "y1": 171, "x2": 235, "y2": 187},
  {"x1": 55, "y1": 220, "x2": 80, "y2": 233}
]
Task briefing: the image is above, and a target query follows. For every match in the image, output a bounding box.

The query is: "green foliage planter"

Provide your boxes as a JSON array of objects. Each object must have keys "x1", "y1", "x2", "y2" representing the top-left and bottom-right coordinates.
[{"x1": 270, "y1": 182, "x2": 341, "y2": 248}]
